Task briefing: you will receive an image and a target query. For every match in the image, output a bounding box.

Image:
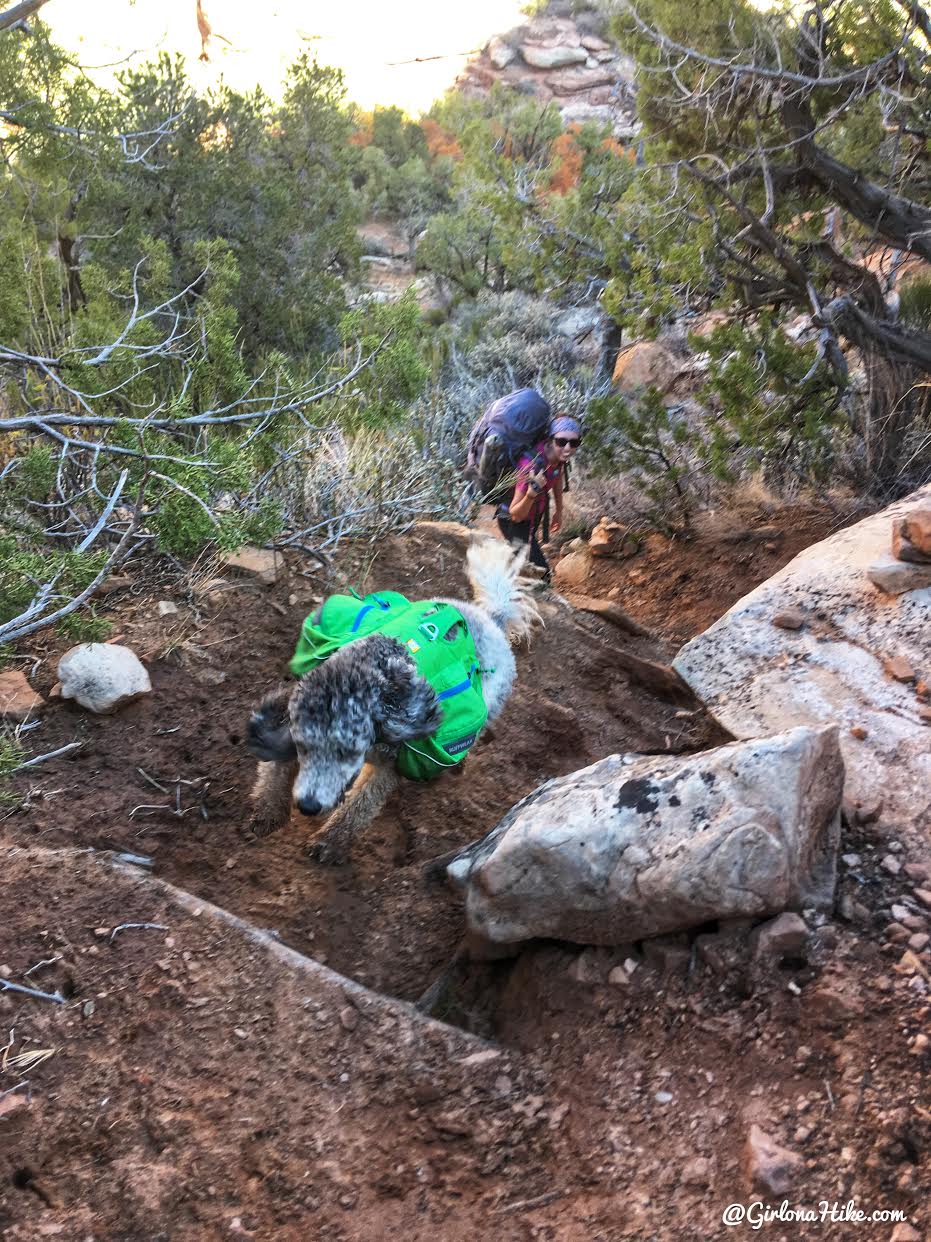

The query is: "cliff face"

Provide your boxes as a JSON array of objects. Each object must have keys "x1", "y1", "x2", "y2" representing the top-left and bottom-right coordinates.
[{"x1": 455, "y1": 10, "x2": 639, "y2": 138}]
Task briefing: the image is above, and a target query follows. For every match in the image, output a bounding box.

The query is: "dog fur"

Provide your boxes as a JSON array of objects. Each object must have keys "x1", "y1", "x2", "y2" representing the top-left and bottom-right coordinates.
[{"x1": 247, "y1": 536, "x2": 538, "y2": 864}]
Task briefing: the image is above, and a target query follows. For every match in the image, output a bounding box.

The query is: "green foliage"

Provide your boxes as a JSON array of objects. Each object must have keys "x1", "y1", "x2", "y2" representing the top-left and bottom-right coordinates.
[
  {"x1": 10, "y1": 445, "x2": 56, "y2": 500},
  {"x1": 586, "y1": 388, "x2": 699, "y2": 526},
  {"x1": 696, "y1": 318, "x2": 844, "y2": 484},
  {"x1": 349, "y1": 107, "x2": 453, "y2": 253},
  {"x1": 8, "y1": 47, "x2": 363, "y2": 361},
  {"x1": 603, "y1": 173, "x2": 715, "y2": 337},
  {"x1": 58, "y1": 607, "x2": 111, "y2": 643},
  {"x1": 585, "y1": 317, "x2": 846, "y2": 523},
  {"x1": 614, "y1": 0, "x2": 766, "y2": 159},
  {"x1": 414, "y1": 85, "x2": 645, "y2": 321},
  {"x1": 369, "y1": 106, "x2": 428, "y2": 165},
  {"x1": 335, "y1": 293, "x2": 429, "y2": 430},
  {"x1": 0, "y1": 730, "x2": 24, "y2": 782},
  {"x1": 0, "y1": 535, "x2": 107, "y2": 628},
  {"x1": 0, "y1": 19, "x2": 491, "y2": 650},
  {"x1": 417, "y1": 204, "x2": 508, "y2": 297},
  {"x1": 899, "y1": 277, "x2": 931, "y2": 335}
]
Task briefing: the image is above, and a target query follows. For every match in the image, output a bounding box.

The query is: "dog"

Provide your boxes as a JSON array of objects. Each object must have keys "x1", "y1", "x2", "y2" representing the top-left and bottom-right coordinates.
[{"x1": 246, "y1": 536, "x2": 538, "y2": 865}]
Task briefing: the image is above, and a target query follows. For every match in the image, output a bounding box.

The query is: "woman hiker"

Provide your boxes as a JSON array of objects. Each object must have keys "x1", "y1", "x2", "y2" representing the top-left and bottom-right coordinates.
[{"x1": 496, "y1": 415, "x2": 582, "y2": 579}]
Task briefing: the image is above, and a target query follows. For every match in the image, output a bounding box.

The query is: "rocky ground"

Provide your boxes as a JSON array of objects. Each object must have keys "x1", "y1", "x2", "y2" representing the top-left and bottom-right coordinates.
[{"x1": 1, "y1": 505, "x2": 929, "y2": 1240}]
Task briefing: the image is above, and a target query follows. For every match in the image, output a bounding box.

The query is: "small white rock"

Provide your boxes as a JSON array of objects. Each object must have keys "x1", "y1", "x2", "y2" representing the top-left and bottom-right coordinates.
[{"x1": 58, "y1": 644, "x2": 151, "y2": 714}]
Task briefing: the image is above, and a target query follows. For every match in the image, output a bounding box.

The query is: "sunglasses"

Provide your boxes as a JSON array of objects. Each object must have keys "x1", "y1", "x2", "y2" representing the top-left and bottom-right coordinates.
[{"x1": 553, "y1": 436, "x2": 581, "y2": 448}]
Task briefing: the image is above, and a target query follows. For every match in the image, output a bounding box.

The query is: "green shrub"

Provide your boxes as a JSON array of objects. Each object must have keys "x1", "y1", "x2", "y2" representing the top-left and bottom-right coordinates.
[
  {"x1": 899, "y1": 276, "x2": 931, "y2": 334},
  {"x1": 586, "y1": 387, "x2": 699, "y2": 527},
  {"x1": 58, "y1": 608, "x2": 111, "y2": 643},
  {"x1": 696, "y1": 317, "x2": 844, "y2": 487}
]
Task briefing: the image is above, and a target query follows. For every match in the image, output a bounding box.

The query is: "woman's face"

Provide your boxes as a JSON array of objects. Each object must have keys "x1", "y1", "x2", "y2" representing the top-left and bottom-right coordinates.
[{"x1": 547, "y1": 431, "x2": 581, "y2": 466}]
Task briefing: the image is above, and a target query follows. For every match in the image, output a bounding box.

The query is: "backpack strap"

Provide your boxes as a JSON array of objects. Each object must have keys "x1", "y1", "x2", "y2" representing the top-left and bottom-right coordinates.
[{"x1": 349, "y1": 594, "x2": 392, "y2": 633}]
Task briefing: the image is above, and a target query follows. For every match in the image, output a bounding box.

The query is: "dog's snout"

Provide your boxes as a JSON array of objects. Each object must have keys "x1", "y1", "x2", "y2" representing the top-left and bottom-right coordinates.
[{"x1": 296, "y1": 795, "x2": 323, "y2": 817}]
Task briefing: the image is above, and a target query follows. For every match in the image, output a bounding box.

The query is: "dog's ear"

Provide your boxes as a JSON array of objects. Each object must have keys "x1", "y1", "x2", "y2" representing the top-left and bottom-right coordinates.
[
  {"x1": 371, "y1": 637, "x2": 442, "y2": 744},
  {"x1": 247, "y1": 686, "x2": 297, "y2": 762}
]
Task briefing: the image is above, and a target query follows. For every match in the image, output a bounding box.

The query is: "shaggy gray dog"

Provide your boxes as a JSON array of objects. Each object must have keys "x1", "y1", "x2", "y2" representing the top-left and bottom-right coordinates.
[{"x1": 246, "y1": 537, "x2": 538, "y2": 865}]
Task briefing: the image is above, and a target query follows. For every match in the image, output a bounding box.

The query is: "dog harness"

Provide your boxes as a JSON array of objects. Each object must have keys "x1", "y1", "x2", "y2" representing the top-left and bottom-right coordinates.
[{"x1": 289, "y1": 591, "x2": 488, "y2": 782}]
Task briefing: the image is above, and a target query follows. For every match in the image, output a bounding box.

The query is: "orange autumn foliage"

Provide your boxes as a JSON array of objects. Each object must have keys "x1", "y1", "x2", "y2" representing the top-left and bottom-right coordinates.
[
  {"x1": 601, "y1": 136, "x2": 636, "y2": 162},
  {"x1": 548, "y1": 130, "x2": 636, "y2": 196},
  {"x1": 421, "y1": 119, "x2": 462, "y2": 161},
  {"x1": 549, "y1": 128, "x2": 583, "y2": 194}
]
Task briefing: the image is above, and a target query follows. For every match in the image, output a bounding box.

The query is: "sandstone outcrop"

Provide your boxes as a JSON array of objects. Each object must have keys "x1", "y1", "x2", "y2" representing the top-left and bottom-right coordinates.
[
  {"x1": 675, "y1": 484, "x2": 931, "y2": 837},
  {"x1": 456, "y1": 13, "x2": 638, "y2": 138}
]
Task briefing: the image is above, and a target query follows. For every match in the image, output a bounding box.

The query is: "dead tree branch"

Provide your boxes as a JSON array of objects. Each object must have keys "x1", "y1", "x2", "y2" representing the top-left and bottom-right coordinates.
[{"x1": 0, "y1": 0, "x2": 50, "y2": 32}]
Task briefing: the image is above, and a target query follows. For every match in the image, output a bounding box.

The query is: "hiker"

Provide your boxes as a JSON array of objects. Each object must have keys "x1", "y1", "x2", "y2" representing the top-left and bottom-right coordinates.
[{"x1": 497, "y1": 415, "x2": 582, "y2": 575}]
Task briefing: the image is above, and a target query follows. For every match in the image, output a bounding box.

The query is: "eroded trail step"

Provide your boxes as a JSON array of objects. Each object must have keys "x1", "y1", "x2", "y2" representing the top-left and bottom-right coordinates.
[
  {"x1": 0, "y1": 845, "x2": 566, "y2": 1240},
  {"x1": 4, "y1": 513, "x2": 929, "y2": 1238},
  {"x1": 7, "y1": 522, "x2": 717, "y2": 1007}
]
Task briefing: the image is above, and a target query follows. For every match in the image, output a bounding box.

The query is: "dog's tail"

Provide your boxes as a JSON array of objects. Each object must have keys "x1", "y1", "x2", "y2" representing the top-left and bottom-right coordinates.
[{"x1": 466, "y1": 535, "x2": 540, "y2": 643}]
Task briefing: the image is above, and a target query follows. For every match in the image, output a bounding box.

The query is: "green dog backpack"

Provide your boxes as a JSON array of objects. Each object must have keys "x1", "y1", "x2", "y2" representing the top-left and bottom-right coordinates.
[{"x1": 288, "y1": 590, "x2": 488, "y2": 782}]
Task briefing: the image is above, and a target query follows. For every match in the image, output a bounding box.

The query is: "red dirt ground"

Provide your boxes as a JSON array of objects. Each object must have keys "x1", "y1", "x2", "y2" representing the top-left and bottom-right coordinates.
[{"x1": 2, "y1": 501, "x2": 929, "y2": 1240}]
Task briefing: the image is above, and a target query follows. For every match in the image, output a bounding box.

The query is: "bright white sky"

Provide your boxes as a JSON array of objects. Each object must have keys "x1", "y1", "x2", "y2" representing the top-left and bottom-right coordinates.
[{"x1": 44, "y1": 0, "x2": 526, "y2": 114}]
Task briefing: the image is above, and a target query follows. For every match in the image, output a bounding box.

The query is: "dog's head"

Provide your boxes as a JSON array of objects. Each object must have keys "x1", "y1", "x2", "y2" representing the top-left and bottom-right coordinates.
[{"x1": 247, "y1": 634, "x2": 442, "y2": 817}]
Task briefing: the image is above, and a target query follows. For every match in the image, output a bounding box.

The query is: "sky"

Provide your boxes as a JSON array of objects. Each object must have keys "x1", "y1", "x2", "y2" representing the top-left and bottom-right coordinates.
[{"x1": 44, "y1": 0, "x2": 527, "y2": 113}]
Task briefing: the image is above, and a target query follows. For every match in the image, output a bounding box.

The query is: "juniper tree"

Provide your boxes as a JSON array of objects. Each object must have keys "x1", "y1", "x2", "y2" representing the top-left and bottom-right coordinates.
[{"x1": 610, "y1": 0, "x2": 931, "y2": 494}]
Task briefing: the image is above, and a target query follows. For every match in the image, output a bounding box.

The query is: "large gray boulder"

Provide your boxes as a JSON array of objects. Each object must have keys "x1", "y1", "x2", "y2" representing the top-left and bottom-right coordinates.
[
  {"x1": 447, "y1": 726, "x2": 843, "y2": 948},
  {"x1": 674, "y1": 484, "x2": 931, "y2": 838}
]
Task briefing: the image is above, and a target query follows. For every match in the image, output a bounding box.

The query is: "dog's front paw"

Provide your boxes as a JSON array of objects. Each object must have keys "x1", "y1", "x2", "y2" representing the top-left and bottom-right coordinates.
[{"x1": 307, "y1": 837, "x2": 349, "y2": 867}]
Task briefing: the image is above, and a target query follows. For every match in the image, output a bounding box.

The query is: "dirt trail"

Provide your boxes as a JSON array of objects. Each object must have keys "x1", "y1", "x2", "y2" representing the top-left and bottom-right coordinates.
[
  {"x1": 2, "y1": 502, "x2": 928, "y2": 1239},
  {"x1": 5, "y1": 521, "x2": 717, "y2": 1002}
]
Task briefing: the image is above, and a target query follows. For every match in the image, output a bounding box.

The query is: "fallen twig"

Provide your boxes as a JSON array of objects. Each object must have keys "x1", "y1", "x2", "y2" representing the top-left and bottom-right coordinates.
[
  {"x1": 14, "y1": 741, "x2": 83, "y2": 770},
  {"x1": 137, "y1": 768, "x2": 170, "y2": 793},
  {"x1": 0, "y1": 1081, "x2": 31, "y2": 1104},
  {"x1": 493, "y1": 1190, "x2": 562, "y2": 1216},
  {"x1": 0, "y1": 977, "x2": 65, "y2": 1005},
  {"x1": 114, "y1": 852, "x2": 154, "y2": 868},
  {"x1": 824, "y1": 1079, "x2": 835, "y2": 1111},
  {"x1": 23, "y1": 956, "x2": 61, "y2": 978},
  {"x1": 129, "y1": 803, "x2": 175, "y2": 818},
  {"x1": 109, "y1": 922, "x2": 167, "y2": 943},
  {"x1": 129, "y1": 802, "x2": 199, "y2": 819}
]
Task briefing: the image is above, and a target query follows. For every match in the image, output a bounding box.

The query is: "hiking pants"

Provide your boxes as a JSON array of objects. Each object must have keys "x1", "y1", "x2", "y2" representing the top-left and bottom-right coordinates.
[{"x1": 497, "y1": 514, "x2": 549, "y2": 574}]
